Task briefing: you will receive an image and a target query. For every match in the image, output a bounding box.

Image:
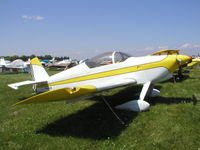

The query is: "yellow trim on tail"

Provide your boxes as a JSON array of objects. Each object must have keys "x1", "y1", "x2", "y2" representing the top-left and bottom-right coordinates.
[
  {"x1": 13, "y1": 85, "x2": 96, "y2": 106},
  {"x1": 30, "y1": 57, "x2": 43, "y2": 66}
]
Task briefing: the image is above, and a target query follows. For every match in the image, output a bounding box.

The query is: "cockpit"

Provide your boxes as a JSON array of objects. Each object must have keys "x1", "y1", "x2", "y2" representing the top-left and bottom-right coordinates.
[{"x1": 85, "y1": 51, "x2": 131, "y2": 68}]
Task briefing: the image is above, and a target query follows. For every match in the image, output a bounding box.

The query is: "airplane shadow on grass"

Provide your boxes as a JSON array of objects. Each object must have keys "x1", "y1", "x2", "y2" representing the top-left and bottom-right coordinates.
[
  {"x1": 36, "y1": 86, "x2": 198, "y2": 140},
  {"x1": 36, "y1": 86, "x2": 140, "y2": 140}
]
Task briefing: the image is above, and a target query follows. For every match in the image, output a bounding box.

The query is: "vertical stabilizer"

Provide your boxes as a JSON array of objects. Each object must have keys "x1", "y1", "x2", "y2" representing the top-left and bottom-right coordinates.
[
  {"x1": 0, "y1": 57, "x2": 6, "y2": 66},
  {"x1": 30, "y1": 57, "x2": 49, "y2": 81}
]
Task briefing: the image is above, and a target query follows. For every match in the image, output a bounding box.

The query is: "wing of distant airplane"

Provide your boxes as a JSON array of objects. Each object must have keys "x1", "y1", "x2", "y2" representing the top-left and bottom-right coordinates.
[
  {"x1": 187, "y1": 58, "x2": 200, "y2": 67},
  {"x1": 152, "y1": 50, "x2": 180, "y2": 55}
]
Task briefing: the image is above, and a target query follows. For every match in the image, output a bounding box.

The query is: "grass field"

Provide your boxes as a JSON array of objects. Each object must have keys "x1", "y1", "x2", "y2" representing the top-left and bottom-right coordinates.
[{"x1": 0, "y1": 69, "x2": 200, "y2": 150}]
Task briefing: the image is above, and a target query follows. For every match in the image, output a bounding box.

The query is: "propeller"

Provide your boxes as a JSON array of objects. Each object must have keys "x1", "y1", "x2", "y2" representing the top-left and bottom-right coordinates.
[{"x1": 175, "y1": 55, "x2": 193, "y2": 81}]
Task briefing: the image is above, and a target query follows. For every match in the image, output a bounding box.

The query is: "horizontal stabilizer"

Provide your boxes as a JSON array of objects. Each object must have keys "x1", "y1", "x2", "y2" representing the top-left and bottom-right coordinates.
[
  {"x1": 13, "y1": 85, "x2": 96, "y2": 106},
  {"x1": 8, "y1": 80, "x2": 47, "y2": 90}
]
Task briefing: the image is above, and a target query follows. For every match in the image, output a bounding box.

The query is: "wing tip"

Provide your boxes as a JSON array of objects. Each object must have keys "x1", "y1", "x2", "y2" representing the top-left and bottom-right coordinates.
[{"x1": 8, "y1": 84, "x2": 18, "y2": 90}]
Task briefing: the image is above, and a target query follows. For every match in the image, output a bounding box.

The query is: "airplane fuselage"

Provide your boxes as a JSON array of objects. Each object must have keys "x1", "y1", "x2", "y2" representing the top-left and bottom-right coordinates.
[
  {"x1": 37, "y1": 55, "x2": 178, "y2": 93},
  {"x1": 9, "y1": 52, "x2": 192, "y2": 111}
]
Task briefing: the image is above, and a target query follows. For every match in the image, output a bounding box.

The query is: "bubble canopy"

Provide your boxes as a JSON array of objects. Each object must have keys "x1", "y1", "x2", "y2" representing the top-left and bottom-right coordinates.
[{"x1": 85, "y1": 51, "x2": 131, "y2": 68}]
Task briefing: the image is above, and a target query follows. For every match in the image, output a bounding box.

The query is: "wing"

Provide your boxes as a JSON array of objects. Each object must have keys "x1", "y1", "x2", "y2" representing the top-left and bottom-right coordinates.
[
  {"x1": 13, "y1": 78, "x2": 136, "y2": 106},
  {"x1": 187, "y1": 59, "x2": 200, "y2": 67},
  {"x1": 13, "y1": 85, "x2": 97, "y2": 106},
  {"x1": 192, "y1": 58, "x2": 200, "y2": 63}
]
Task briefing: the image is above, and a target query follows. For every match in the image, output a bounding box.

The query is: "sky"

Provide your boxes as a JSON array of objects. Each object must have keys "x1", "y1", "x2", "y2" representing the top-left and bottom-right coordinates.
[{"x1": 0, "y1": 0, "x2": 200, "y2": 59}]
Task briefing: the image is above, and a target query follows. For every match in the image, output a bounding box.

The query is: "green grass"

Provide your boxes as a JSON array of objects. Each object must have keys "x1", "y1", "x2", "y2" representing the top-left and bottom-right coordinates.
[{"x1": 0, "y1": 69, "x2": 200, "y2": 150}]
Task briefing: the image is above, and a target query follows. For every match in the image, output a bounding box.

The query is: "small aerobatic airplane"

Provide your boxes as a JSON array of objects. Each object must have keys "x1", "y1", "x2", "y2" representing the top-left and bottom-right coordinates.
[{"x1": 8, "y1": 51, "x2": 192, "y2": 112}]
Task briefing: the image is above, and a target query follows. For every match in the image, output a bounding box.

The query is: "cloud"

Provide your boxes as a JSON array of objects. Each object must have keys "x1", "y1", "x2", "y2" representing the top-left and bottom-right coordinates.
[
  {"x1": 21, "y1": 15, "x2": 32, "y2": 19},
  {"x1": 144, "y1": 47, "x2": 154, "y2": 51},
  {"x1": 158, "y1": 46, "x2": 169, "y2": 50},
  {"x1": 144, "y1": 46, "x2": 169, "y2": 51},
  {"x1": 34, "y1": 16, "x2": 44, "y2": 20},
  {"x1": 143, "y1": 43, "x2": 200, "y2": 55},
  {"x1": 179, "y1": 43, "x2": 200, "y2": 49},
  {"x1": 21, "y1": 15, "x2": 44, "y2": 21}
]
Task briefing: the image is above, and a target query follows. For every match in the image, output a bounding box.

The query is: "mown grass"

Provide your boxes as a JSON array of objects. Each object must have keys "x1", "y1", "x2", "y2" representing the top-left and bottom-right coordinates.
[{"x1": 0, "y1": 69, "x2": 200, "y2": 150}]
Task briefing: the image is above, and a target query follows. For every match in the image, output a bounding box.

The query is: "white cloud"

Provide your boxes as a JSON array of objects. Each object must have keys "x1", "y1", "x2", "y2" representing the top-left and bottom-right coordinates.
[
  {"x1": 144, "y1": 47, "x2": 154, "y2": 51},
  {"x1": 21, "y1": 15, "x2": 44, "y2": 21},
  {"x1": 22, "y1": 15, "x2": 32, "y2": 19},
  {"x1": 144, "y1": 46, "x2": 170, "y2": 51},
  {"x1": 143, "y1": 43, "x2": 200, "y2": 55},
  {"x1": 179, "y1": 43, "x2": 200, "y2": 49},
  {"x1": 34, "y1": 16, "x2": 44, "y2": 20},
  {"x1": 158, "y1": 46, "x2": 169, "y2": 50}
]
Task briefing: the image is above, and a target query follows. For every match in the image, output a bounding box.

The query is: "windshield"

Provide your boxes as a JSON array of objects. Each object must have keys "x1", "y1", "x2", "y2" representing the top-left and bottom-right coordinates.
[{"x1": 85, "y1": 51, "x2": 131, "y2": 68}]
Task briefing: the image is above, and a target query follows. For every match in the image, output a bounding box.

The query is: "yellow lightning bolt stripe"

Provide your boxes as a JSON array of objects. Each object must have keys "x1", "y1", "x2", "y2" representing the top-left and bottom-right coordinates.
[{"x1": 40, "y1": 55, "x2": 177, "y2": 88}]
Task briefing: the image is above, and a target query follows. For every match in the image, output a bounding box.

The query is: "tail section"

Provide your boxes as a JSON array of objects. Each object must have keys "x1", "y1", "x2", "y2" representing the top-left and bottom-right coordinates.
[
  {"x1": 8, "y1": 57, "x2": 49, "y2": 90},
  {"x1": 0, "y1": 57, "x2": 6, "y2": 66},
  {"x1": 30, "y1": 57, "x2": 49, "y2": 81}
]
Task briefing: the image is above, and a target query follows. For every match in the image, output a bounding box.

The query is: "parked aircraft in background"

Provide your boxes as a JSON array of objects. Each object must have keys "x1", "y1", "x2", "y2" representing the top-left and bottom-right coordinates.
[
  {"x1": 8, "y1": 51, "x2": 192, "y2": 112},
  {"x1": 187, "y1": 57, "x2": 200, "y2": 67},
  {"x1": 0, "y1": 57, "x2": 10, "y2": 67},
  {"x1": 47, "y1": 58, "x2": 78, "y2": 70},
  {"x1": 40, "y1": 57, "x2": 55, "y2": 66},
  {"x1": 0, "y1": 57, "x2": 30, "y2": 73},
  {"x1": 152, "y1": 49, "x2": 180, "y2": 55}
]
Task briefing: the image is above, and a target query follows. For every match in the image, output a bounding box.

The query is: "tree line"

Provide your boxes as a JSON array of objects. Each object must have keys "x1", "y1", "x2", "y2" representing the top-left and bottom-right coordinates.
[{"x1": 1, "y1": 55, "x2": 70, "y2": 61}]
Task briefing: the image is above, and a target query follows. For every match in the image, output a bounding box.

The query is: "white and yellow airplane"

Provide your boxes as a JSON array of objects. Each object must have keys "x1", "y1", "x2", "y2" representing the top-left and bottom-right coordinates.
[{"x1": 8, "y1": 51, "x2": 192, "y2": 112}]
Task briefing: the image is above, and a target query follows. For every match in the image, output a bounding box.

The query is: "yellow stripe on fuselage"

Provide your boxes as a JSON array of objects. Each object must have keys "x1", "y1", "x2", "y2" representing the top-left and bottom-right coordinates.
[{"x1": 40, "y1": 55, "x2": 178, "y2": 88}]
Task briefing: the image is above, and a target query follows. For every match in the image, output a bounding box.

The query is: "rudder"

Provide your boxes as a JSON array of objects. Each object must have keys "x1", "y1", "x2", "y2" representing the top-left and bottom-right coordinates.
[{"x1": 30, "y1": 57, "x2": 49, "y2": 81}]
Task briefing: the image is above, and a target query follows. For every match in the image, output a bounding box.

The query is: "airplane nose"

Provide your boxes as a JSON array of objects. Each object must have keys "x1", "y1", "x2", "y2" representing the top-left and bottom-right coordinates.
[
  {"x1": 188, "y1": 56, "x2": 193, "y2": 63},
  {"x1": 176, "y1": 55, "x2": 192, "y2": 66}
]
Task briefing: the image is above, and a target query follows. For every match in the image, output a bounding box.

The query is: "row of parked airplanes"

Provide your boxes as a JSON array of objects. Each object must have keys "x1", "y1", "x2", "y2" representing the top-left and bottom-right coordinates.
[
  {"x1": 8, "y1": 50, "x2": 200, "y2": 113},
  {"x1": 0, "y1": 57, "x2": 78, "y2": 73}
]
